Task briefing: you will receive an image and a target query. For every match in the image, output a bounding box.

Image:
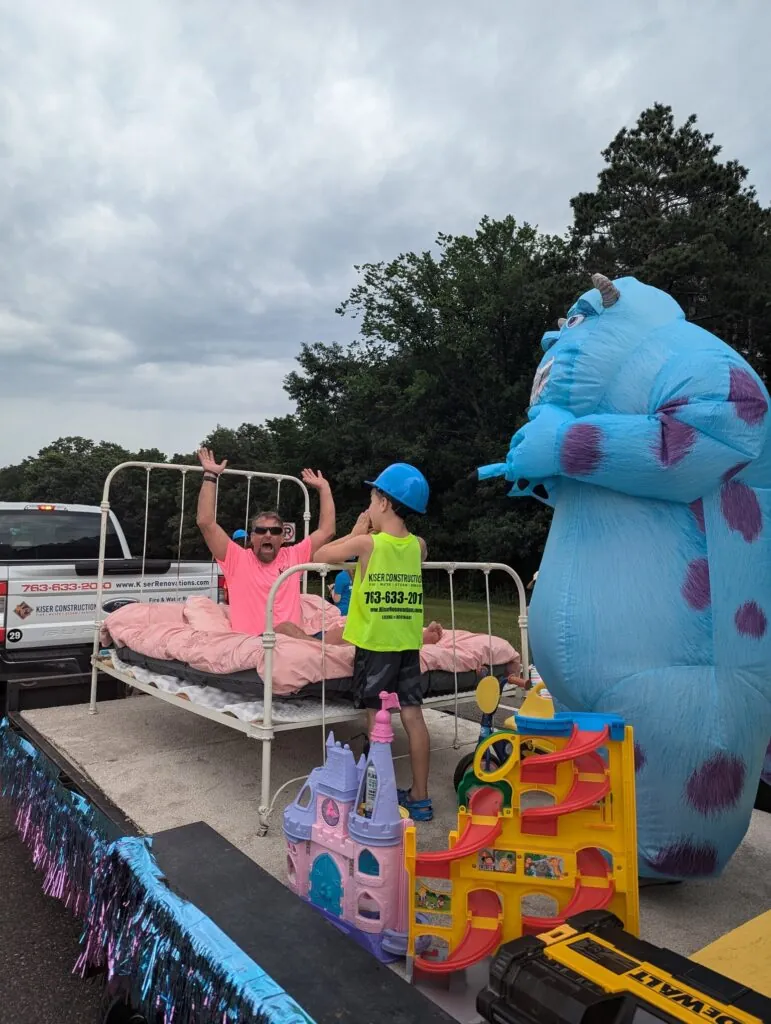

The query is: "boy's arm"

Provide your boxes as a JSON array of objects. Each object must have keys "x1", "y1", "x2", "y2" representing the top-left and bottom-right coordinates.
[
  {"x1": 315, "y1": 511, "x2": 374, "y2": 565},
  {"x1": 417, "y1": 536, "x2": 427, "y2": 561},
  {"x1": 314, "y1": 534, "x2": 373, "y2": 564}
]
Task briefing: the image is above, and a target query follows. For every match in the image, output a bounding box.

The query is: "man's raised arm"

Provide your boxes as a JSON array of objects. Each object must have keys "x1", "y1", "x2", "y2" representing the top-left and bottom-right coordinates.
[
  {"x1": 195, "y1": 447, "x2": 230, "y2": 562},
  {"x1": 302, "y1": 469, "x2": 336, "y2": 556}
]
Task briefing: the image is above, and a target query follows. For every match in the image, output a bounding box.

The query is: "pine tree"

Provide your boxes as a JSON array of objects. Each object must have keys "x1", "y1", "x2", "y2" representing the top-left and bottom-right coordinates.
[{"x1": 571, "y1": 103, "x2": 771, "y2": 378}]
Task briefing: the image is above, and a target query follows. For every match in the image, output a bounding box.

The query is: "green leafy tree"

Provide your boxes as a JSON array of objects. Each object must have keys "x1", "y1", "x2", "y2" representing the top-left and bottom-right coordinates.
[
  {"x1": 571, "y1": 103, "x2": 771, "y2": 377},
  {"x1": 286, "y1": 217, "x2": 582, "y2": 588}
]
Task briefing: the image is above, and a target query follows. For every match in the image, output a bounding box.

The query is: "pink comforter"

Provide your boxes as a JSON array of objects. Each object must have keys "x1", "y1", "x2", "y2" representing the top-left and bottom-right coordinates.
[{"x1": 101, "y1": 595, "x2": 520, "y2": 697}]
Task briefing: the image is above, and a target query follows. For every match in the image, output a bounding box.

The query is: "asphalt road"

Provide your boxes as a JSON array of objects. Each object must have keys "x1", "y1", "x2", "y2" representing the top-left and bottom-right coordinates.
[{"x1": 0, "y1": 797, "x2": 103, "y2": 1023}]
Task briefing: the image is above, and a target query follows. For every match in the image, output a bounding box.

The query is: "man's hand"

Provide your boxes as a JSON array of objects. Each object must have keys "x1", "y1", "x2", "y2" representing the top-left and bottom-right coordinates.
[
  {"x1": 198, "y1": 447, "x2": 228, "y2": 475},
  {"x1": 301, "y1": 469, "x2": 329, "y2": 491},
  {"x1": 196, "y1": 447, "x2": 229, "y2": 560},
  {"x1": 351, "y1": 511, "x2": 373, "y2": 537}
]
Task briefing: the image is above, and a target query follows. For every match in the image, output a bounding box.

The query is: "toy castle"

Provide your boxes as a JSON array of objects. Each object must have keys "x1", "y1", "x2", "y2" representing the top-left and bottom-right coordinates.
[{"x1": 284, "y1": 692, "x2": 412, "y2": 962}]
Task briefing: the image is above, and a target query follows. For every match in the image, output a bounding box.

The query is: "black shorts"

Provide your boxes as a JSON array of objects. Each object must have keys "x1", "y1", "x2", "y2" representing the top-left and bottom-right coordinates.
[{"x1": 352, "y1": 648, "x2": 423, "y2": 710}]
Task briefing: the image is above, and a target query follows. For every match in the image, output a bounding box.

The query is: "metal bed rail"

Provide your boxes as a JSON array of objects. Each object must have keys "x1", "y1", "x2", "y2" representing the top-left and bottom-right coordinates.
[{"x1": 88, "y1": 460, "x2": 311, "y2": 713}]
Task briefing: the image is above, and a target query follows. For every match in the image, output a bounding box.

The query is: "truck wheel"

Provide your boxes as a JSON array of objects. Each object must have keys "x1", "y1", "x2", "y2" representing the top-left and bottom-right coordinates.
[
  {"x1": 756, "y1": 779, "x2": 771, "y2": 814},
  {"x1": 99, "y1": 981, "x2": 148, "y2": 1024}
]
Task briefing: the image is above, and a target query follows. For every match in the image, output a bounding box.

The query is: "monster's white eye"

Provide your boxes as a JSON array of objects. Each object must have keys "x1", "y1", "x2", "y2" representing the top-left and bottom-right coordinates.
[{"x1": 566, "y1": 313, "x2": 585, "y2": 329}]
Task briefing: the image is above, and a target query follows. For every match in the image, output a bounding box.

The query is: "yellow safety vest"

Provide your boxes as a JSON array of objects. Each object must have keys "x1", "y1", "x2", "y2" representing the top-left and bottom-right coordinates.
[{"x1": 343, "y1": 532, "x2": 424, "y2": 652}]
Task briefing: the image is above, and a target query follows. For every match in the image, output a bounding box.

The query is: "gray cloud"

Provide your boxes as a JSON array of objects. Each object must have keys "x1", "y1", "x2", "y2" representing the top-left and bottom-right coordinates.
[{"x1": 1, "y1": 0, "x2": 769, "y2": 464}]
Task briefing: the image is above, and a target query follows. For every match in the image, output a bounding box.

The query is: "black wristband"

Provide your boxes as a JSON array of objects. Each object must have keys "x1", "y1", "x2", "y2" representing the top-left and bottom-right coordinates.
[{"x1": 202, "y1": 473, "x2": 219, "y2": 484}]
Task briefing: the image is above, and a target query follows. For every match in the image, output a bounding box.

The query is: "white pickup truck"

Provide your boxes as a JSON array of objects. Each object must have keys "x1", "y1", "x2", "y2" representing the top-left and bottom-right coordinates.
[{"x1": 0, "y1": 501, "x2": 220, "y2": 712}]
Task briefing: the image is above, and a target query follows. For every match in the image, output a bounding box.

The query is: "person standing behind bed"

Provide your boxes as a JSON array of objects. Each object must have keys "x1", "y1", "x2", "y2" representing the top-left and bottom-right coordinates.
[
  {"x1": 328, "y1": 558, "x2": 355, "y2": 615},
  {"x1": 195, "y1": 447, "x2": 336, "y2": 637},
  {"x1": 314, "y1": 463, "x2": 436, "y2": 822}
]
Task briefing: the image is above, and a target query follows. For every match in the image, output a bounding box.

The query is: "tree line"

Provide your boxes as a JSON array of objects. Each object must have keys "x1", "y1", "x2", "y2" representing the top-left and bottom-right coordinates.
[{"x1": 2, "y1": 105, "x2": 769, "y2": 593}]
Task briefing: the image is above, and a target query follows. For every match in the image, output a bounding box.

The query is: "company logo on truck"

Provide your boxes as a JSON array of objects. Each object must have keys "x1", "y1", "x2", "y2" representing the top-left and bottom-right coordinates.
[
  {"x1": 14, "y1": 601, "x2": 33, "y2": 620},
  {"x1": 102, "y1": 598, "x2": 138, "y2": 614}
]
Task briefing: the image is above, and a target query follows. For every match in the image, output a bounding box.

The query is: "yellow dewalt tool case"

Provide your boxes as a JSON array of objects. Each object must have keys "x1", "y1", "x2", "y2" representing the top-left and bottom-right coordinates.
[{"x1": 477, "y1": 911, "x2": 771, "y2": 1024}]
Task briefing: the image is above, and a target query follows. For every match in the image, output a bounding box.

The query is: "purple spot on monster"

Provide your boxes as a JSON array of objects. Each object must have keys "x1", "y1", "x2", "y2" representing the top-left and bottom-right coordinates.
[
  {"x1": 682, "y1": 558, "x2": 710, "y2": 611},
  {"x1": 689, "y1": 499, "x2": 705, "y2": 533},
  {"x1": 634, "y1": 743, "x2": 646, "y2": 773},
  {"x1": 645, "y1": 839, "x2": 718, "y2": 878},
  {"x1": 657, "y1": 396, "x2": 689, "y2": 414},
  {"x1": 686, "y1": 753, "x2": 746, "y2": 814},
  {"x1": 560, "y1": 424, "x2": 603, "y2": 476},
  {"x1": 729, "y1": 366, "x2": 768, "y2": 426},
  {"x1": 657, "y1": 407, "x2": 697, "y2": 467},
  {"x1": 720, "y1": 480, "x2": 762, "y2": 543},
  {"x1": 722, "y1": 462, "x2": 750, "y2": 483},
  {"x1": 735, "y1": 601, "x2": 768, "y2": 639}
]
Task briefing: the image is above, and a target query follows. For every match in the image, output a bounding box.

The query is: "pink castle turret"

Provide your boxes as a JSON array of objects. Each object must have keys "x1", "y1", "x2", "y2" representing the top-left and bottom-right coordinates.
[{"x1": 284, "y1": 692, "x2": 412, "y2": 962}]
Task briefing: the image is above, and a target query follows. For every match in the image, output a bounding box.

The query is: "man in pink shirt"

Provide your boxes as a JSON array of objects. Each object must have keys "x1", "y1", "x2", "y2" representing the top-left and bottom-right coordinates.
[{"x1": 195, "y1": 447, "x2": 336, "y2": 637}]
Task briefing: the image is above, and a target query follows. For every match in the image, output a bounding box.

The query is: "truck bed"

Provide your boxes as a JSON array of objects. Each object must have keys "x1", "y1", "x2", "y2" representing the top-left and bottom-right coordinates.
[
  {"x1": 16, "y1": 696, "x2": 769, "y2": 950},
  {"x1": 18, "y1": 696, "x2": 771, "y2": 963}
]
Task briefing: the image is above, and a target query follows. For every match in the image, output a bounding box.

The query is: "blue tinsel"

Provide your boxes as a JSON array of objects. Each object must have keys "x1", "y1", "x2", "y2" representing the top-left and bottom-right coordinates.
[
  {"x1": 0, "y1": 717, "x2": 110, "y2": 917},
  {"x1": 80, "y1": 837, "x2": 314, "y2": 1024},
  {"x1": 0, "y1": 719, "x2": 315, "y2": 1024}
]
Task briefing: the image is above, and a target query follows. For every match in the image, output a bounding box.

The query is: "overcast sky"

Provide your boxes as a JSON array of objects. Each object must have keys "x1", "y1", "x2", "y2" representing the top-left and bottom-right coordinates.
[{"x1": 1, "y1": 0, "x2": 768, "y2": 467}]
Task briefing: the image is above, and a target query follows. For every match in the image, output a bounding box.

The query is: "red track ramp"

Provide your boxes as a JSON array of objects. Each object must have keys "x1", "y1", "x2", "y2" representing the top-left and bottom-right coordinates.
[
  {"x1": 416, "y1": 890, "x2": 502, "y2": 974},
  {"x1": 522, "y1": 848, "x2": 614, "y2": 935},
  {"x1": 415, "y1": 787, "x2": 503, "y2": 871},
  {"x1": 520, "y1": 724, "x2": 609, "y2": 785},
  {"x1": 522, "y1": 752, "x2": 610, "y2": 836}
]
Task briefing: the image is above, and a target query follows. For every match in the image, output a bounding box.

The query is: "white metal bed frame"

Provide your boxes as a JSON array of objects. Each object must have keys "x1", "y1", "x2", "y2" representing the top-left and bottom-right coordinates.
[{"x1": 87, "y1": 462, "x2": 530, "y2": 834}]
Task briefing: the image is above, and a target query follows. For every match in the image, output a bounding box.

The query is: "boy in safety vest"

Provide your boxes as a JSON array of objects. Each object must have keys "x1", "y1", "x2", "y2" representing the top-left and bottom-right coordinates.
[{"x1": 314, "y1": 463, "x2": 441, "y2": 821}]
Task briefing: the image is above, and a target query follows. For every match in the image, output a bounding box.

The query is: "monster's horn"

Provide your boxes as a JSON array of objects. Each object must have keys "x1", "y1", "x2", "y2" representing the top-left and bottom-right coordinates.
[
  {"x1": 592, "y1": 273, "x2": 620, "y2": 307},
  {"x1": 558, "y1": 317, "x2": 567, "y2": 328}
]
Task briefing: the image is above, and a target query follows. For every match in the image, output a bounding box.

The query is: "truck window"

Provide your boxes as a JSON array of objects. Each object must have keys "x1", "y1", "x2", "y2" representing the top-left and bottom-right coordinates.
[{"x1": 0, "y1": 510, "x2": 124, "y2": 561}]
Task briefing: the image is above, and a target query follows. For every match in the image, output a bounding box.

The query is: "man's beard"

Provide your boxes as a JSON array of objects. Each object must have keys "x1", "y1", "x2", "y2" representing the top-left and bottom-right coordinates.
[{"x1": 255, "y1": 543, "x2": 278, "y2": 563}]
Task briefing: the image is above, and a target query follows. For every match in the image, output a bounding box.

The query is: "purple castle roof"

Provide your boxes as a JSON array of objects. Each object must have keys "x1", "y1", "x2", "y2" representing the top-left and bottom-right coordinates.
[
  {"x1": 283, "y1": 732, "x2": 363, "y2": 842},
  {"x1": 317, "y1": 732, "x2": 361, "y2": 800}
]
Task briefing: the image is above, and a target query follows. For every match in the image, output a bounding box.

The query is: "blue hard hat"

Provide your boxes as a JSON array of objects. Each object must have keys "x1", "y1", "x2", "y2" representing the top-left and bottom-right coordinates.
[
  {"x1": 232, "y1": 528, "x2": 247, "y2": 540},
  {"x1": 366, "y1": 463, "x2": 429, "y2": 514}
]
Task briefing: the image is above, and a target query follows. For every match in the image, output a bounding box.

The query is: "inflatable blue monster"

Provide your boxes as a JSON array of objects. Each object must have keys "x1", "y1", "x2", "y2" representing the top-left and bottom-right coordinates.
[{"x1": 480, "y1": 275, "x2": 771, "y2": 881}]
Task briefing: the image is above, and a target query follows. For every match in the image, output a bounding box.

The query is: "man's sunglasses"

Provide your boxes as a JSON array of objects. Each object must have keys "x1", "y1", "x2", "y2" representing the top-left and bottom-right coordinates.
[{"x1": 252, "y1": 526, "x2": 283, "y2": 536}]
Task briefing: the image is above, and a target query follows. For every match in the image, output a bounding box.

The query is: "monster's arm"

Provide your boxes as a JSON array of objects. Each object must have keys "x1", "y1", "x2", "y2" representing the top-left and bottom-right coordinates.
[{"x1": 551, "y1": 356, "x2": 768, "y2": 503}]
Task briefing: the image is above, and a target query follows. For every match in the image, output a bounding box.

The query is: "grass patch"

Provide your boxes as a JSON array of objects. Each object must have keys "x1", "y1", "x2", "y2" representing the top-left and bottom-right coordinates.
[{"x1": 423, "y1": 598, "x2": 520, "y2": 642}]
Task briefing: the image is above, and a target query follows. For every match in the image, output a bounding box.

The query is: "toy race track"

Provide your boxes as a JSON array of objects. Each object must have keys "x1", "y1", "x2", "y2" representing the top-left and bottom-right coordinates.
[
  {"x1": 412, "y1": 788, "x2": 505, "y2": 974},
  {"x1": 521, "y1": 846, "x2": 614, "y2": 934},
  {"x1": 407, "y1": 711, "x2": 639, "y2": 976},
  {"x1": 415, "y1": 787, "x2": 504, "y2": 872},
  {"x1": 520, "y1": 725, "x2": 612, "y2": 836},
  {"x1": 417, "y1": 888, "x2": 503, "y2": 974}
]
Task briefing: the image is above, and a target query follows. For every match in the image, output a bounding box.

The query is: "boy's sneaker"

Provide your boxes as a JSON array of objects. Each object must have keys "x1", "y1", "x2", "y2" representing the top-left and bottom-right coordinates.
[{"x1": 398, "y1": 788, "x2": 433, "y2": 822}]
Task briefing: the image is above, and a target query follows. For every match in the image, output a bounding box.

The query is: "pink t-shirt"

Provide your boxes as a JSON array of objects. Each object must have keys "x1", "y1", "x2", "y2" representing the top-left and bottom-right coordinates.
[{"x1": 217, "y1": 536, "x2": 313, "y2": 635}]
